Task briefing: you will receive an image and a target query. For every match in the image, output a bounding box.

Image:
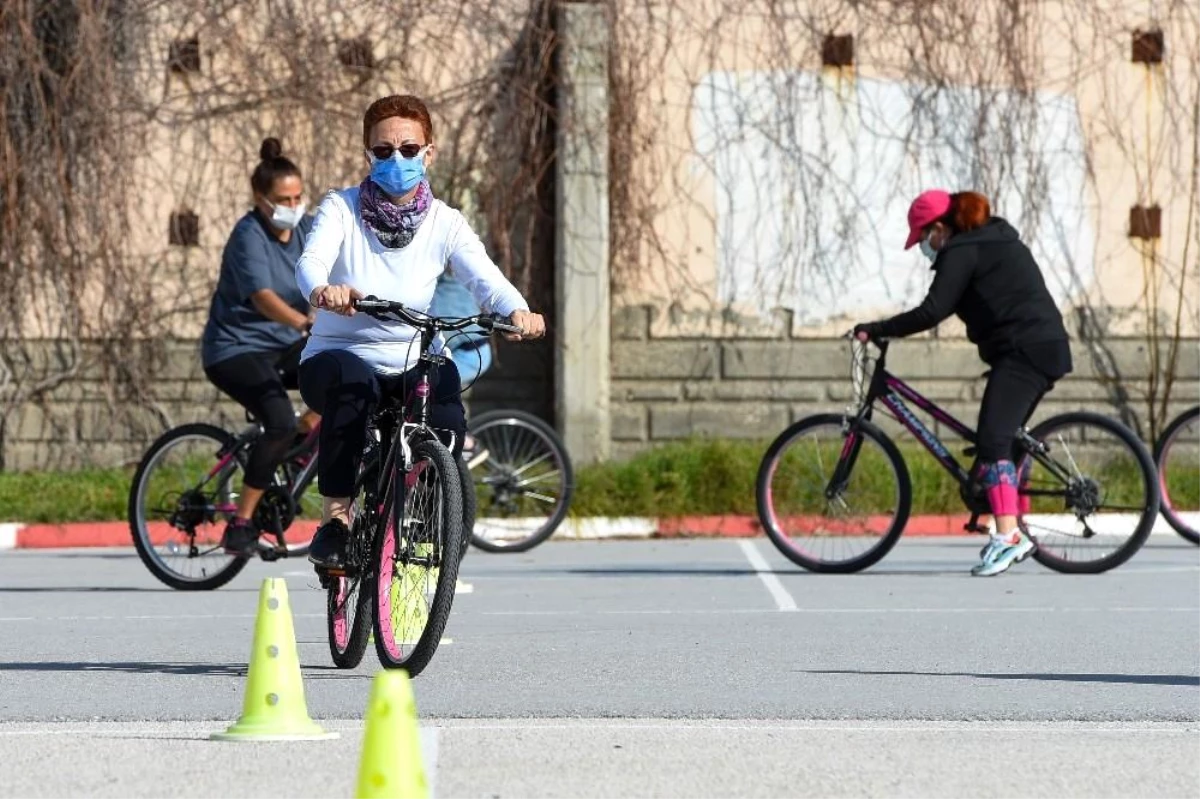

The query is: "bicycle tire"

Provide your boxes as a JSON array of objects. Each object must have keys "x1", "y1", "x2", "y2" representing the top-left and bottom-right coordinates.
[
  {"x1": 1153, "y1": 405, "x2": 1199, "y2": 545},
  {"x1": 128, "y1": 423, "x2": 248, "y2": 591},
  {"x1": 327, "y1": 572, "x2": 372, "y2": 668},
  {"x1": 371, "y1": 437, "x2": 464, "y2": 675},
  {"x1": 1022, "y1": 411, "x2": 1159, "y2": 574},
  {"x1": 468, "y1": 409, "x2": 574, "y2": 553},
  {"x1": 456, "y1": 453, "x2": 476, "y2": 563},
  {"x1": 756, "y1": 413, "x2": 912, "y2": 573},
  {"x1": 325, "y1": 447, "x2": 382, "y2": 668}
]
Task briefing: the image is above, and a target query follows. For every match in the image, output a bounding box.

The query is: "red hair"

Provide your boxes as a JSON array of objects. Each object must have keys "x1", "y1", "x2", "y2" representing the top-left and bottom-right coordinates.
[
  {"x1": 362, "y1": 95, "x2": 434, "y2": 147},
  {"x1": 942, "y1": 191, "x2": 991, "y2": 233}
]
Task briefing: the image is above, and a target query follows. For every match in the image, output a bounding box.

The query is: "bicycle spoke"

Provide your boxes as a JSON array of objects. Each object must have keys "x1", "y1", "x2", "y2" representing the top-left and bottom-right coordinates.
[{"x1": 509, "y1": 450, "x2": 554, "y2": 478}]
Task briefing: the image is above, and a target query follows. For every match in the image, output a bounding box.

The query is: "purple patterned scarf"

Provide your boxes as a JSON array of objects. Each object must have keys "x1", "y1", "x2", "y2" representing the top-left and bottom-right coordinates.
[{"x1": 359, "y1": 177, "x2": 432, "y2": 248}]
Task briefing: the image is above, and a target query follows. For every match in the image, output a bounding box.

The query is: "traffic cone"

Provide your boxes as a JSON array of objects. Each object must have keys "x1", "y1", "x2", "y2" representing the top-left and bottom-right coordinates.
[
  {"x1": 211, "y1": 578, "x2": 337, "y2": 741},
  {"x1": 356, "y1": 670, "x2": 428, "y2": 799}
]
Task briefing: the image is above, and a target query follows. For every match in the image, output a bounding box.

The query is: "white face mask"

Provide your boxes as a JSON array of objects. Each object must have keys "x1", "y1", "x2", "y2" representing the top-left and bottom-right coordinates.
[
  {"x1": 268, "y1": 201, "x2": 306, "y2": 231},
  {"x1": 919, "y1": 231, "x2": 938, "y2": 261}
]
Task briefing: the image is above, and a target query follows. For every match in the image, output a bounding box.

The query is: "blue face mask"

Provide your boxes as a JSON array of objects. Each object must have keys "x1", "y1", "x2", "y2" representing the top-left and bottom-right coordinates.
[
  {"x1": 368, "y1": 147, "x2": 427, "y2": 196},
  {"x1": 919, "y1": 232, "x2": 938, "y2": 262}
]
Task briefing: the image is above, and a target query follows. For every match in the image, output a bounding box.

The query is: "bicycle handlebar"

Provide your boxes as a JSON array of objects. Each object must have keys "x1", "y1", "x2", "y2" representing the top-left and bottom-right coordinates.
[{"x1": 353, "y1": 295, "x2": 524, "y2": 335}]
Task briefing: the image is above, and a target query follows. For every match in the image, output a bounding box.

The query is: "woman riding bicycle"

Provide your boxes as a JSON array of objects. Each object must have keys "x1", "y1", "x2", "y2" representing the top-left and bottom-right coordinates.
[
  {"x1": 201, "y1": 137, "x2": 320, "y2": 556},
  {"x1": 295, "y1": 94, "x2": 546, "y2": 570},
  {"x1": 854, "y1": 190, "x2": 1073, "y2": 577}
]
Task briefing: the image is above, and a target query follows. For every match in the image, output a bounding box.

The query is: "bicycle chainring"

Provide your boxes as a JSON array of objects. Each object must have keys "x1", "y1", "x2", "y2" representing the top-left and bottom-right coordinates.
[
  {"x1": 252, "y1": 486, "x2": 297, "y2": 536},
  {"x1": 959, "y1": 480, "x2": 992, "y2": 516}
]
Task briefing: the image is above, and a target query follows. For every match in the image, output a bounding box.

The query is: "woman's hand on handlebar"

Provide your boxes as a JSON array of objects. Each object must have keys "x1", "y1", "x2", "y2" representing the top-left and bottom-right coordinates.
[
  {"x1": 310, "y1": 284, "x2": 363, "y2": 316},
  {"x1": 852, "y1": 322, "x2": 881, "y2": 343},
  {"x1": 506, "y1": 310, "x2": 546, "y2": 342}
]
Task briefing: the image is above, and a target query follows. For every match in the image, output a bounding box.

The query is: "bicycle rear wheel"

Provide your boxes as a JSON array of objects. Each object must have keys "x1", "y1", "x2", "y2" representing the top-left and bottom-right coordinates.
[
  {"x1": 327, "y1": 570, "x2": 371, "y2": 668},
  {"x1": 372, "y1": 437, "x2": 464, "y2": 675},
  {"x1": 1019, "y1": 411, "x2": 1159, "y2": 573},
  {"x1": 1154, "y1": 406, "x2": 1199, "y2": 545},
  {"x1": 128, "y1": 423, "x2": 248, "y2": 590},
  {"x1": 756, "y1": 414, "x2": 911, "y2": 573},
  {"x1": 468, "y1": 410, "x2": 574, "y2": 553}
]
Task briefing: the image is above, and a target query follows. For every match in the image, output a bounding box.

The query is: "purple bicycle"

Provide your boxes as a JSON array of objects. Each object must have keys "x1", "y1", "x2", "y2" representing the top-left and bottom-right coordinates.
[{"x1": 756, "y1": 338, "x2": 1159, "y2": 574}]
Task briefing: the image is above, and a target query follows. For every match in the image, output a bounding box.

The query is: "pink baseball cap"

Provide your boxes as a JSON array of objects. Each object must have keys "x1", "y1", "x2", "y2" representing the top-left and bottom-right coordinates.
[{"x1": 904, "y1": 189, "x2": 952, "y2": 249}]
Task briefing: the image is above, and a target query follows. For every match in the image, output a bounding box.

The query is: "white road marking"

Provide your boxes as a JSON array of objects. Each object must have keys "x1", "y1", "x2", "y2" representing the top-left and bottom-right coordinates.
[{"x1": 737, "y1": 539, "x2": 798, "y2": 611}]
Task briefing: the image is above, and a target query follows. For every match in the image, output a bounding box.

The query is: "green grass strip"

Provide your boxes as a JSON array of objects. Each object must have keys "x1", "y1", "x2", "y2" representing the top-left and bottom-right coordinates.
[{"x1": 1, "y1": 437, "x2": 1193, "y2": 525}]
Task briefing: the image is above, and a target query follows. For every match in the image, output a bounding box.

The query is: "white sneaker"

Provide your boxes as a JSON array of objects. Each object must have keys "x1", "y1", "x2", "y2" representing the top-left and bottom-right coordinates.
[{"x1": 971, "y1": 532, "x2": 1036, "y2": 577}]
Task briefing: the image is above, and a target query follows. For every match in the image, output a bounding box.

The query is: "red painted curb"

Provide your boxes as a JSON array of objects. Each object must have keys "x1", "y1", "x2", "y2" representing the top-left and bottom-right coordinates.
[
  {"x1": 15, "y1": 520, "x2": 321, "y2": 549},
  {"x1": 6, "y1": 515, "x2": 979, "y2": 549},
  {"x1": 655, "y1": 514, "x2": 972, "y2": 537}
]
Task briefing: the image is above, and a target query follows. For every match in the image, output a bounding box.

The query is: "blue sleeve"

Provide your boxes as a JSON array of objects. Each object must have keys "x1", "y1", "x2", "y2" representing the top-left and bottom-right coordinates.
[
  {"x1": 223, "y1": 222, "x2": 273, "y2": 303},
  {"x1": 429, "y1": 271, "x2": 482, "y2": 318}
]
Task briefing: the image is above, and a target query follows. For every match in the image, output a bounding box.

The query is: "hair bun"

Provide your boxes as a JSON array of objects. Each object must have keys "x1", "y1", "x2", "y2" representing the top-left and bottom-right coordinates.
[{"x1": 259, "y1": 137, "x2": 284, "y2": 161}]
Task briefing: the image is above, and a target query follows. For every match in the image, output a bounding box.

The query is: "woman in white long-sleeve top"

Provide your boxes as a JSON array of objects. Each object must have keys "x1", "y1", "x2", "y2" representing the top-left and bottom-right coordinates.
[{"x1": 295, "y1": 94, "x2": 546, "y2": 570}]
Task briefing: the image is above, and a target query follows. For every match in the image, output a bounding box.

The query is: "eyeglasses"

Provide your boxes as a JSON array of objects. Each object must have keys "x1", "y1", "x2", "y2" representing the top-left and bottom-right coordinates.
[{"x1": 369, "y1": 143, "x2": 427, "y2": 160}]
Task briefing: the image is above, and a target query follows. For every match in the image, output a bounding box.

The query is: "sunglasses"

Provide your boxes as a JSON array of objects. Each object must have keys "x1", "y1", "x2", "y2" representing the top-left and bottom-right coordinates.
[{"x1": 369, "y1": 143, "x2": 427, "y2": 160}]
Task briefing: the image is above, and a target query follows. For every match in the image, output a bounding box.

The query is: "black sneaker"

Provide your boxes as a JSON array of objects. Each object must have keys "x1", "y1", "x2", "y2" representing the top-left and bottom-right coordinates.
[
  {"x1": 220, "y1": 518, "x2": 259, "y2": 557},
  {"x1": 308, "y1": 518, "x2": 350, "y2": 570}
]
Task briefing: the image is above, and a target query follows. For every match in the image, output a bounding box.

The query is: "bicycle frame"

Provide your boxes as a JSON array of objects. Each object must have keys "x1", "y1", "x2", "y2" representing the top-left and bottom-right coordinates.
[
  {"x1": 856, "y1": 347, "x2": 977, "y2": 489},
  {"x1": 850, "y1": 341, "x2": 1078, "y2": 518}
]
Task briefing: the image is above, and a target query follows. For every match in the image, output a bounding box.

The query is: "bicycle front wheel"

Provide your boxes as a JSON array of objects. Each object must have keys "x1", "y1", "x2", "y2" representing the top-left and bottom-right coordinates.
[
  {"x1": 756, "y1": 414, "x2": 912, "y2": 573},
  {"x1": 468, "y1": 410, "x2": 574, "y2": 553},
  {"x1": 1155, "y1": 406, "x2": 1199, "y2": 545},
  {"x1": 128, "y1": 423, "x2": 248, "y2": 590},
  {"x1": 372, "y1": 437, "x2": 464, "y2": 675},
  {"x1": 1020, "y1": 411, "x2": 1159, "y2": 573}
]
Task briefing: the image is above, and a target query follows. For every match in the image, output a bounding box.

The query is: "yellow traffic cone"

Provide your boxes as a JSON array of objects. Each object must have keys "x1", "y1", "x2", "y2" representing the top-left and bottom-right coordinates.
[
  {"x1": 211, "y1": 578, "x2": 337, "y2": 741},
  {"x1": 356, "y1": 670, "x2": 428, "y2": 799}
]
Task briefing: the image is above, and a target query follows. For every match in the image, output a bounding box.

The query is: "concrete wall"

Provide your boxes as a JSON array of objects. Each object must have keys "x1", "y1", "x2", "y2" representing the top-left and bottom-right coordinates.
[
  {"x1": 4, "y1": 324, "x2": 1194, "y2": 471},
  {"x1": 0, "y1": 337, "x2": 554, "y2": 471},
  {"x1": 609, "y1": 305, "x2": 1200, "y2": 459}
]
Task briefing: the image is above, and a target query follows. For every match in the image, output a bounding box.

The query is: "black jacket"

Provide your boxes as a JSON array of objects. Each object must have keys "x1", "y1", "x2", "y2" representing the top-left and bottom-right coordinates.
[{"x1": 869, "y1": 217, "x2": 1072, "y2": 375}]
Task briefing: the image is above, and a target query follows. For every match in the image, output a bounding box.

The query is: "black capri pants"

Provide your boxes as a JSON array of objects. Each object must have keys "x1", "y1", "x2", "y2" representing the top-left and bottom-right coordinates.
[
  {"x1": 205, "y1": 349, "x2": 300, "y2": 490},
  {"x1": 298, "y1": 349, "x2": 466, "y2": 498},
  {"x1": 975, "y1": 340, "x2": 1072, "y2": 464}
]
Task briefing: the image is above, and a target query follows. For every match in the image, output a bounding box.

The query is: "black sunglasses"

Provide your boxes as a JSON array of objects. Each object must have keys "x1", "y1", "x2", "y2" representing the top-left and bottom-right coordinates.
[{"x1": 369, "y1": 143, "x2": 426, "y2": 160}]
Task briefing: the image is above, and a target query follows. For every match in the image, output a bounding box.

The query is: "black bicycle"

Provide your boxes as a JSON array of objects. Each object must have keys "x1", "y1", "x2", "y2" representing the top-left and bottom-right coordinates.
[
  {"x1": 466, "y1": 409, "x2": 575, "y2": 552},
  {"x1": 128, "y1": 343, "x2": 320, "y2": 591},
  {"x1": 321, "y1": 296, "x2": 521, "y2": 676},
  {"x1": 756, "y1": 338, "x2": 1160, "y2": 574},
  {"x1": 1154, "y1": 405, "x2": 1199, "y2": 545}
]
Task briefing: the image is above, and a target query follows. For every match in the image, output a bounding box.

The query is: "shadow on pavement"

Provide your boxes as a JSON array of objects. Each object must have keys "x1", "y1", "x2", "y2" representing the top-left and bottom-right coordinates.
[
  {"x1": 0, "y1": 661, "x2": 245, "y2": 676},
  {"x1": 0, "y1": 586, "x2": 175, "y2": 593},
  {"x1": 802, "y1": 668, "x2": 1200, "y2": 686},
  {"x1": 565, "y1": 567, "x2": 762, "y2": 577}
]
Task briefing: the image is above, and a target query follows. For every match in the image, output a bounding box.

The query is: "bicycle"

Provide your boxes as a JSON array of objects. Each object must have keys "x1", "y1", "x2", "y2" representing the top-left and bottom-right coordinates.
[
  {"x1": 128, "y1": 343, "x2": 321, "y2": 591},
  {"x1": 1154, "y1": 405, "x2": 1199, "y2": 545},
  {"x1": 443, "y1": 327, "x2": 575, "y2": 554},
  {"x1": 465, "y1": 409, "x2": 574, "y2": 553},
  {"x1": 755, "y1": 338, "x2": 1160, "y2": 574},
  {"x1": 320, "y1": 296, "x2": 521, "y2": 675}
]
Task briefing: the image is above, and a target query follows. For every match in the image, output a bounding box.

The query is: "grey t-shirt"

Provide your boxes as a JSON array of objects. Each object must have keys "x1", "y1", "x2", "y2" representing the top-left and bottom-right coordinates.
[{"x1": 201, "y1": 211, "x2": 312, "y2": 368}]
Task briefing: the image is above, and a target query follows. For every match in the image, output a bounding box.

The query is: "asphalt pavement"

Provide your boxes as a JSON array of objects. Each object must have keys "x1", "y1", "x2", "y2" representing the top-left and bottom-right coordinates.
[{"x1": 1, "y1": 537, "x2": 1197, "y2": 797}]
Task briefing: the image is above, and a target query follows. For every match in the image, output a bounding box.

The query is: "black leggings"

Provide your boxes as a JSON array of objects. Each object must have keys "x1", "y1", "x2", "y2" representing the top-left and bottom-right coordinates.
[
  {"x1": 205, "y1": 350, "x2": 299, "y2": 490},
  {"x1": 298, "y1": 350, "x2": 466, "y2": 498},
  {"x1": 975, "y1": 355, "x2": 1055, "y2": 464}
]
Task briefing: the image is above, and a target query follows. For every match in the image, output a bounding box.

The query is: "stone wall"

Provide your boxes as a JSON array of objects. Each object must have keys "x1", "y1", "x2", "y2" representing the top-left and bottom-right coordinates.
[
  {"x1": 0, "y1": 337, "x2": 554, "y2": 472},
  {"x1": 1, "y1": 322, "x2": 1196, "y2": 471},
  {"x1": 608, "y1": 305, "x2": 1200, "y2": 460}
]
